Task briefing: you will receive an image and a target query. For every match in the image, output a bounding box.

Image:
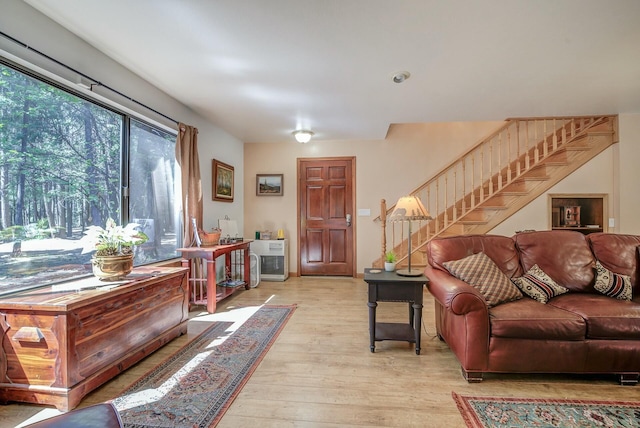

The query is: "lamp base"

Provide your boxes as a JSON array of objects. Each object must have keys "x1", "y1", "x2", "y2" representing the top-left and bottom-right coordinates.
[{"x1": 395, "y1": 268, "x2": 424, "y2": 277}]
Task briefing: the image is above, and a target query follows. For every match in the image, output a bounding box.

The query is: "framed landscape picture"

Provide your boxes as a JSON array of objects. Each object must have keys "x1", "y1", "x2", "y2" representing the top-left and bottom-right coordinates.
[
  {"x1": 256, "y1": 174, "x2": 283, "y2": 196},
  {"x1": 213, "y1": 159, "x2": 234, "y2": 202}
]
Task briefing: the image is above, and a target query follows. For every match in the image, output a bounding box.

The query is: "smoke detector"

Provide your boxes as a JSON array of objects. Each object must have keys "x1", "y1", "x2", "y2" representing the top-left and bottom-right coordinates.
[{"x1": 392, "y1": 71, "x2": 411, "y2": 83}]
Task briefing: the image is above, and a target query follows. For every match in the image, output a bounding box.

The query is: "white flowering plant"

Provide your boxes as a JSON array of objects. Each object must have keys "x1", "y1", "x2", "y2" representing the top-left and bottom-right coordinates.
[{"x1": 80, "y1": 218, "x2": 148, "y2": 256}]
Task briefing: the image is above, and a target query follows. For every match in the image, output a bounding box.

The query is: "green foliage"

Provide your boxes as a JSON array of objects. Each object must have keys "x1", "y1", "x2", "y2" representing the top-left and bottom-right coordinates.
[
  {"x1": 0, "y1": 62, "x2": 122, "y2": 229},
  {"x1": 385, "y1": 251, "x2": 397, "y2": 263},
  {"x1": 0, "y1": 226, "x2": 25, "y2": 242}
]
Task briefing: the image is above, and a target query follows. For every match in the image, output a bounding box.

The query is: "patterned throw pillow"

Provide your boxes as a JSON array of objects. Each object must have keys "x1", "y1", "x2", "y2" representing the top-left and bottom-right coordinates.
[
  {"x1": 594, "y1": 261, "x2": 633, "y2": 300},
  {"x1": 443, "y1": 252, "x2": 522, "y2": 307},
  {"x1": 512, "y1": 264, "x2": 569, "y2": 304}
]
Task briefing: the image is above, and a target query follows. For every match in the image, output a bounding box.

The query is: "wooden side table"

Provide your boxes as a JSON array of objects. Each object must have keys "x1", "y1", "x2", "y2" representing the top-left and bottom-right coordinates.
[
  {"x1": 364, "y1": 267, "x2": 428, "y2": 355},
  {"x1": 178, "y1": 240, "x2": 252, "y2": 313}
]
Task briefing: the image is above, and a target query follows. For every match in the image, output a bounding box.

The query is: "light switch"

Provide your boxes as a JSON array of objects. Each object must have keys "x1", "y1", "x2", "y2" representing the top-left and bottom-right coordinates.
[{"x1": 358, "y1": 209, "x2": 371, "y2": 217}]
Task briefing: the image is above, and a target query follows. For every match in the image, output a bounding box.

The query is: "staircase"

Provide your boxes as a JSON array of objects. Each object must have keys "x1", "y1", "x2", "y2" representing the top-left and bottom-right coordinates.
[{"x1": 376, "y1": 115, "x2": 618, "y2": 269}]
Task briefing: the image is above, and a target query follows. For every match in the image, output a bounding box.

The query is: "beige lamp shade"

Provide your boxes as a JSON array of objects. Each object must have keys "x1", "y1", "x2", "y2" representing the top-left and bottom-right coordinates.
[{"x1": 388, "y1": 196, "x2": 432, "y2": 222}]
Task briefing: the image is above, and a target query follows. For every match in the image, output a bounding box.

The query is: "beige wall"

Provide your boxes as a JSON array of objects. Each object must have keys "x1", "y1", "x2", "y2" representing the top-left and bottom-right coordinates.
[
  {"x1": 244, "y1": 122, "x2": 504, "y2": 275},
  {"x1": 490, "y1": 147, "x2": 615, "y2": 235},
  {"x1": 9, "y1": 0, "x2": 638, "y2": 275},
  {"x1": 246, "y1": 118, "x2": 640, "y2": 275},
  {"x1": 491, "y1": 114, "x2": 640, "y2": 236},
  {"x1": 618, "y1": 114, "x2": 640, "y2": 234}
]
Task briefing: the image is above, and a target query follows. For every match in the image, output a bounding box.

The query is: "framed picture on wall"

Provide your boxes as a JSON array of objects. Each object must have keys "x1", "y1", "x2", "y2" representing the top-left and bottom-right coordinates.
[
  {"x1": 256, "y1": 174, "x2": 283, "y2": 196},
  {"x1": 213, "y1": 159, "x2": 234, "y2": 202}
]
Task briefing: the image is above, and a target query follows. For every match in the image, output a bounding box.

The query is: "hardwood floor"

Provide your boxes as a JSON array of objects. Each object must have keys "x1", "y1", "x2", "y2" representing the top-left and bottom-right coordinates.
[{"x1": 2, "y1": 276, "x2": 639, "y2": 427}]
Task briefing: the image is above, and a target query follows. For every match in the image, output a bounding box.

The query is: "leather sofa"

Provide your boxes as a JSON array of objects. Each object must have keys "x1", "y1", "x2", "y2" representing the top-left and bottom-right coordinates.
[
  {"x1": 425, "y1": 230, "x2": 640, "y2": 384},
  {"x1": 24, "y1": 403, "x2": 123, "y2": 428}
]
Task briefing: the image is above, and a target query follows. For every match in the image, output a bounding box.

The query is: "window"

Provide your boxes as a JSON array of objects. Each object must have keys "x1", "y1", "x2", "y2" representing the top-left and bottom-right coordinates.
[{"x1": 0, "y1": 61, "x2": 179, "y2": 294}]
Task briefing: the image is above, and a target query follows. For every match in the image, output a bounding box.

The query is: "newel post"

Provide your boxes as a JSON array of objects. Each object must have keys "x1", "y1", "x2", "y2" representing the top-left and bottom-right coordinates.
[{"x1": 380, "y1": 199, "x2": 387, "y2": 259}]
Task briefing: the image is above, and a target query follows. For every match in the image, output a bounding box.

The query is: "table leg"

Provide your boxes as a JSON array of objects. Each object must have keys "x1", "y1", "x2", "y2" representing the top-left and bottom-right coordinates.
[
  {"x1": 243, "y1": 246, "x2": 251, "y2": 289},
  {"x1": 181, "y1": 258, "x2": 192, "y2": 311},
  {"x1": 368, "y1": 301, "x2": 377, "y2": 352},
  {"x1": 206, "y1": 260, "x2": 217, "y2": 313},
  {"x1": 413, "y1": 302, "x2": 422, "y2": 355},
  {"x1": 408, "y1": 302, "x2": 414, "y2": 327}
]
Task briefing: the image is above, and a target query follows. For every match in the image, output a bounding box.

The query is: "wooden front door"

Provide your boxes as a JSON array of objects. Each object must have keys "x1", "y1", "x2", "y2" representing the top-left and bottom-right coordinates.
[{"x1": 298, "y1": 157, "x2": 355, "y2": 276}]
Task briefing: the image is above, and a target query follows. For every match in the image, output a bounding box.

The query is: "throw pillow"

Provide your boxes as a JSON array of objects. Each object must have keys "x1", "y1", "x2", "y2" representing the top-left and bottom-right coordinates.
[
  {"x1": 442, "y1": 252, "x2": 522, "y2": 307},
  {"x1": 512, "y1": 264, "x2": 569, "y2": 304},
  {"x1": 594, "y1": 261, "x2": 633, "y2": 300}
]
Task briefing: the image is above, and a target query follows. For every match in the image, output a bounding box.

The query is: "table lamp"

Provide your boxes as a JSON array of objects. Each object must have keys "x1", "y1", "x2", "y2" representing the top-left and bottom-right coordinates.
[{"x1": 387, "y1": 195, "x2": 432, "y2": 276}]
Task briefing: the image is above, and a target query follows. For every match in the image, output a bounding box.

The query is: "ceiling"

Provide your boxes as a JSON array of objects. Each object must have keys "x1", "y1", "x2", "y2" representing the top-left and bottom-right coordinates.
[{"x1": 25, "y1": 0, "x2": 640, "y2": 143}]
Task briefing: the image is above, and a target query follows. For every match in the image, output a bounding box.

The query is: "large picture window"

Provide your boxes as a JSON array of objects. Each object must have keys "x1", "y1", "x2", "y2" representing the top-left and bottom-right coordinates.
[{"x1": 0, "y1": 62, "x2": 179, "y2": 294}]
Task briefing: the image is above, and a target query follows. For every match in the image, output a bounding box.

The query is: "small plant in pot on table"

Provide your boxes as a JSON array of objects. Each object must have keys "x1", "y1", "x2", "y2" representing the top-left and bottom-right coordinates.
[{"x1": 384, "y1": 251, "x2": 397, "y2": 272}]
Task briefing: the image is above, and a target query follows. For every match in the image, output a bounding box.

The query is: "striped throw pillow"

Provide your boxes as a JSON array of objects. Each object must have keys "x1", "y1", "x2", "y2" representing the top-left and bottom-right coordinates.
[
  {"x1": 594, "y1": 261, "x2": 632, "y2": 300},
  {"x1": 512, "y1": 264, "x2": 569, "y2": 304}
]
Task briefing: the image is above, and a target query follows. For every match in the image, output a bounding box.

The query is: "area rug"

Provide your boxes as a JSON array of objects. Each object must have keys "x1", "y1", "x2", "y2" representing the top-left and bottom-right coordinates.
[
  {"x1": 453, "y1": 392, "x2": 640, "y2": 427},
  {"x1": 111, "y1": 304, "x2": 296, "y2": 427}
]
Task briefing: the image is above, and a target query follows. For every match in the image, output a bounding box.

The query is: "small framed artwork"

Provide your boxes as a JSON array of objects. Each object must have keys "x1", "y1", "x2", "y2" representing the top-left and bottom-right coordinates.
[
  {"x1": 256, "y1": 174, "x2": 283, "y2": 196},
  {"x1": 213, "y1": 159, "x2": 234, "y2": 202}
]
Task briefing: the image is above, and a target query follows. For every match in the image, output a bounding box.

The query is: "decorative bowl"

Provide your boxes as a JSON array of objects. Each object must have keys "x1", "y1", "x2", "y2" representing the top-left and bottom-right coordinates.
[{"x1": 199, "y1": 229, "x2": 221, "y2": 246}]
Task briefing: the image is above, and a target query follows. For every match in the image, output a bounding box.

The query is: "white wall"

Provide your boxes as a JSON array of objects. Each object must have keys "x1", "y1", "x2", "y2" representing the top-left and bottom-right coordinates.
[{"x1": 0, "y1": 0, "x2": 244, "y2": 234}]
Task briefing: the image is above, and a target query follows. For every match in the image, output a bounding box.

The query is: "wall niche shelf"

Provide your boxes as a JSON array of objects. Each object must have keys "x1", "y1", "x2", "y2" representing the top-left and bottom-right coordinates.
[{"x1": 548, "y1": 193, "x2": 608, "y2": 235}]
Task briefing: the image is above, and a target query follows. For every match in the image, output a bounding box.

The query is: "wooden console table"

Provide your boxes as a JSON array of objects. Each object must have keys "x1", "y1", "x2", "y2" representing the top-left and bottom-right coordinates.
[
  {"x1": 179, "y1": 240, "x2": 252, "y2": 313},
  {"x1": 0, "y1": 266, "x2": 189, "y2": 410}
]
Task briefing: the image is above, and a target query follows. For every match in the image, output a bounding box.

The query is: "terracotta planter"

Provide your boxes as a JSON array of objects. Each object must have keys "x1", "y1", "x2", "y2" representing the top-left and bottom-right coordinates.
[{"x1": 91, "y1": 254, "x2": 134, "y2": 281}]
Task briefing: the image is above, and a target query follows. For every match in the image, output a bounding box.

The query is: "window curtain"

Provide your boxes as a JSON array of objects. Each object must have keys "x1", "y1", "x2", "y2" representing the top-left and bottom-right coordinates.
[{"x1": 175, "y1": 123, "x2": 202, "y2": 247}]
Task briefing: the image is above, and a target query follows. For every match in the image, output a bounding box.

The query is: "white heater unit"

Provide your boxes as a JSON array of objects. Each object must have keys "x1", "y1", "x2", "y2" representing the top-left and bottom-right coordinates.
[{"x1": 250, "y1": 239, "x2": 289, "y2": 281}]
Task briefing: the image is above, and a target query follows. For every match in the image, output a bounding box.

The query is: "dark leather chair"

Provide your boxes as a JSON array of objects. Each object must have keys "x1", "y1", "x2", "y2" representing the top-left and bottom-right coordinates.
[{"x1": 24, "y1": 403, "x2": 123, "y2": 428}]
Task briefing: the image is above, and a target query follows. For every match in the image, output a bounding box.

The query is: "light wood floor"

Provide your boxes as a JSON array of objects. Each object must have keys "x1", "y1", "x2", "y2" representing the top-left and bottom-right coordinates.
[{"x1": 2, "y1": 276, "x2": 640, "y2": 427}]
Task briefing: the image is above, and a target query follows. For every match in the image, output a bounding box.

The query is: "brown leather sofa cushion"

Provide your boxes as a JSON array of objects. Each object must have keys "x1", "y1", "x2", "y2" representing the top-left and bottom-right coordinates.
[
  {"x1": 513, "y1": 230, "x2": 594, "y2": 292},
  {"x1": 587, "y1": 233, "x2": 640, "y2": 295},
  {"x1": 549, "y1": 293, "x2": 640, "y2": 340},
  {"x1": 490, "y1": 298, "x2": 586, "y2": 340}
]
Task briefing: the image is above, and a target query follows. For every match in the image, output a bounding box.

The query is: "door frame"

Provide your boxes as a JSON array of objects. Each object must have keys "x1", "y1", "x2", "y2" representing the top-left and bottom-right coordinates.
[{"x1": 296, "y1": 156, "x2": 357, "y2": 277}]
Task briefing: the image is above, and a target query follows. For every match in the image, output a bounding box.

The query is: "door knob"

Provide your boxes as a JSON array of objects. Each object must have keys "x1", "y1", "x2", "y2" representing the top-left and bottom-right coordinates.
[{"x1": 346, "y1": 214, "x2": 352, "y2": 226}]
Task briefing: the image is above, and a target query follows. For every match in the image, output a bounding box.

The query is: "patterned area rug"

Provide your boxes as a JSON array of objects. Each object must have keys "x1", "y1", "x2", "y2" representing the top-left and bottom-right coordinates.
[
  {"x1": 111, "y1": 304, "x2": 296, "y2": 428},
  {"x1": 453, "y1": 392, "x2": 640, "y2": 427}
]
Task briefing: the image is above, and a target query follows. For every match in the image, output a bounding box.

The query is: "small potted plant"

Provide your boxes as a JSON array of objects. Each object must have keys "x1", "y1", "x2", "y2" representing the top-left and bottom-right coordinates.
[
  {"x1": 384, "y1": 251, "x2": 397, "y2": 272},
  {"x1": 80, "y1": 218, "x2": 148, "y2": 280}
]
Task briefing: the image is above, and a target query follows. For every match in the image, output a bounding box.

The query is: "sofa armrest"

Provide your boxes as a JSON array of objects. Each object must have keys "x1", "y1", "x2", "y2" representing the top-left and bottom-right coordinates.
[
  {"x1": 425, "y1": 267, "x2": 488, "y2": 315},
  {"x1": 425, "y1": 265, "x2": 490, "y2": 373}
]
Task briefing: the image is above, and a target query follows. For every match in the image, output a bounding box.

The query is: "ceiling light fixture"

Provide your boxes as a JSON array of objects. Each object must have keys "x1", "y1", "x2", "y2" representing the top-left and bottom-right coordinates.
[
  {"x1": 293, "y1": 129, "x2": 314, "y2": 144},
  {"x1": 392, "y1": 71, "x2": 411, "y2": 84}
]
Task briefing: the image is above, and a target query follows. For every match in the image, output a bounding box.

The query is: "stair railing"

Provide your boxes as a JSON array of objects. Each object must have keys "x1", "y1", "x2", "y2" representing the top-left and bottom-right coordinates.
[{"x1": 378, "y1": 115, "x2": 613, "y2": 267}]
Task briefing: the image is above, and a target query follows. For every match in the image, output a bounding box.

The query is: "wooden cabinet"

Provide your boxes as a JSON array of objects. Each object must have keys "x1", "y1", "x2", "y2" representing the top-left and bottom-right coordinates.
[
  {"x1": 548, "y1": 193, "x2": 608, "y2": 234},
  {"x1": 0, "y1": 266, "x2": 189, "y2": 410}
]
